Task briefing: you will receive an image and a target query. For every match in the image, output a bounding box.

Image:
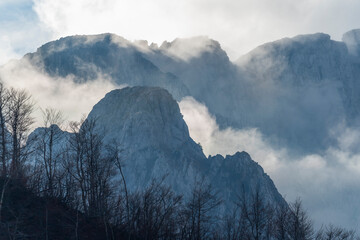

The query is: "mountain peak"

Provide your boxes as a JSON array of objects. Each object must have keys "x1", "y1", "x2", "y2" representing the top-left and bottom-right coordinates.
[
  {"x1": 342, "y1": 29, "x2": 360, "y2": 55},
  {"x1": 342, "y1": 29, "x2": 360, "y2": 42},
  {"x1": 159, "y1": 36, "x2": 223, "y2": 61},
  {"x1": 33, "y1": 33, "x2": 131, "y2": 57},
  {"x1": 27, "y1": 86, "x2": 286, "y2": 215},
  {"x1": 291, "y1": 32, "x2": 331, "y2": 43},
  {"x1": 241, "y1": 32, "x2": 332, "y2": 59},
  {"x1": 85, "y1": 86, "x2": 285, "y2": 206},
  {"x1": 88, "y1": 86, "x2": 192, "y2": 149}
]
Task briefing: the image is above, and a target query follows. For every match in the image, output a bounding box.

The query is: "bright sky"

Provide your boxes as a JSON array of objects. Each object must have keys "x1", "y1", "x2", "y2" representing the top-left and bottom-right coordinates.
[{"x1": 1, "y1": 0, "x2": 360, "y2": 65}]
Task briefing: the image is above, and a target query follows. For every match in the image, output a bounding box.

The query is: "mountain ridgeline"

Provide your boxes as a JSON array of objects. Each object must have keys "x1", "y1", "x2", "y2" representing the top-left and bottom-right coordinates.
[
  {"x1": 89, "y1": 87, "x2": 285, "y2": 205},
  {"x1": 28, "y1": 86, "x2": 285, "y2": 210},
  {"x1": 21, "y1": 29, "x2": 360, "y2": 154}
]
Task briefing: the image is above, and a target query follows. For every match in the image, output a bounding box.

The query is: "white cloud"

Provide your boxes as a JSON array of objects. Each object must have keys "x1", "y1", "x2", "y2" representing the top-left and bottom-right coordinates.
[
  {"x1": 0, "y1": 36, "x2": 21, "y2": 65},
  {"x1": 0, "y1": 59, "x2": 121, "y2": 128},
  {"x1": 1, "y1": 0, "x2": 360, "y2": 64},
  {"x1": 180, "y1": 96, "x2": 360, "y2": 229},
  {"x1": 30, "y1": 0, "x2": 360, "y2": 61}
]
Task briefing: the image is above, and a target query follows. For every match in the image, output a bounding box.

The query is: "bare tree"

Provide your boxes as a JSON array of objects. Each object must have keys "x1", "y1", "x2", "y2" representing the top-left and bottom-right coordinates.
[
  {"x1": 125, "y1": 178, "x2": 183, "y2": 240},
  {"x1": 288, "y1": 198, "x2": 314, "y2": 240},
  {"x1": 274, "y1": 203, "x2": 291, "y2": 240},
  {"x1": 0, "y1": 178, "x2": 9, "y2": 222},
  {"x1": 0, "y1": 86, "x2": 34, "y2": 226},
  {"x1": 0, "y1": 82, "x2": 10, "y2": 177},
  {"x1": 32, "y1": 108, "x2": 64, "y2": 197},
  {"x1": 181, "y1": 179, "x2": 222, "y2": 240},
  {"x1": 221, "y1": 208, "x2": 248, "y2": 240},
  {"x1": 6, "y1": 88, "x2": 34, "y2": 179},
  {"x1": 67, "y1": 117, "x2": 115, "y2": 219},
  {"x1": 315, "y1": 224, "x2": 358, "y2": 240},
  {"x1": 106, "y1": 142, "x2": 132, "y2": 238},
  {"x1": 0, "y1": 82, "x2": 10, "y2": 225},
  {"x1": 237, "y1": 187, "x2": 274, "y2": 240}
]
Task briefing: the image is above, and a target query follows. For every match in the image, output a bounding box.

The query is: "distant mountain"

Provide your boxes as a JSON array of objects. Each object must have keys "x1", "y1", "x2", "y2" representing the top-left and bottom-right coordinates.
[
  {"x1": 11, "y1": 30, "x2": 360, "y2": 154},
  {"x1": 24, "y1": 34, "x2": 190, "y2": 100},
  {"x1": 343, "y1": 29, "x2": 360, "y2": 57},
  {"x1": 146, "y1": 37, "x2": 242, "y2": 126},
  {"x1": 21, "y1": 34, "x2": 243, "y2": 126},
  {"x1": 84, "y1": 86, "x2": 285, "y2": 208},
  {"x1": 237, "y1": 30, "x2": 360, "y2": 152}
]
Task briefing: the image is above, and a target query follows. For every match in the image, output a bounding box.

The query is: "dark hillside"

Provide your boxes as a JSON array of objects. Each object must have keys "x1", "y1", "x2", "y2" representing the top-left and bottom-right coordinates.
[{"x1": 0, "y1": 178, "x2": 126, "y2": 240}]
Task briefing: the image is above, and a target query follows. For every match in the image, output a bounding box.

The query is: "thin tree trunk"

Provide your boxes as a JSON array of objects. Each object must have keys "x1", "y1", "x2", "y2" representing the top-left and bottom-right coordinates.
[
  {"x1": 0, "y1": 115, "x2": 7, "y2": 177},
  {"x1": 45, "y1": 204, "x2": 49, "y2": 240},
  {"x1": 0, "y1": 178, "x2": 9, "y2": 222},
  {"x1": 103, "y1": 216, "x2": 109, "y2": 240},
  {"x1": 11, "y1": 123, "x2": 18, "y2": 178},
  {"x1": 75, "y1": 210, "x2": 79, "y2": 240},
  {"x1": 117, "y1": 158, "x2": 131, "y2": 240}
]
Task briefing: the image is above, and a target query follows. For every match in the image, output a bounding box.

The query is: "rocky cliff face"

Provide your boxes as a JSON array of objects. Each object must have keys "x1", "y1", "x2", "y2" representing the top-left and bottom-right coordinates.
[
  {"x1": 85, "y1": 86, "x2": 285, "y2": 208},
  {"x1": 21, "y1": 34, "x2": 242, "y2": 126},
  {"x1": 87, "y1": 86, "x2": 205, "y2": 195},
  {"x1": 24, "y1": 34, "x2": 190, "y2": 100},
  {"x1": 27, "y1": 86, "x2": 285, "y2": 210},
  {"x1": 236, "y1": 31, "x2": 360, "y2": 152},
  {"x1": 343, "y1": 29, "x2": 360, "y2": 57},
  {"x1": 208, "y1": 152, "x2": 285, "y2": 207},
  {"x1": 147, "y1": 36, "x2": 241, "y2": 124},
  {"x1": 14, "y1": 30, "x2": 360, "y2": 154}
]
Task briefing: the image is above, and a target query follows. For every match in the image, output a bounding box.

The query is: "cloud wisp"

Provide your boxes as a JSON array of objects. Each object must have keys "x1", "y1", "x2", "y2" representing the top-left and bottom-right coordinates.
[
  {"x1": 180, "y1": 96, "x2": 360, "y2": 230},
  {"x1": 0, "y1": 59, "x2": 121, "y2": 128},
  {"x1": 3, "y1": 0, "x2": 360, "y2": 65},
  {"x1": 30, "y1": 0, "x2": 360, "y2": 59}
]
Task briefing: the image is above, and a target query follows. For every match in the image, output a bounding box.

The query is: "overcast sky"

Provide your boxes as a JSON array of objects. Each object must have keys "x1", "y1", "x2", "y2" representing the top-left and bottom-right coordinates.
[{"x1": 1, "y1": 0, "x2": 360, "y2": 65}]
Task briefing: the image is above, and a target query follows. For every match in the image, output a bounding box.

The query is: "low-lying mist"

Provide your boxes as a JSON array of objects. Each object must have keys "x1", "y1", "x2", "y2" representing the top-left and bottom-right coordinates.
[
  {"x1": 179, "y1": 96, "x2": 360, "y2": 229},
  {"x1": 0, "y1": 59, "x2": 122, "y2": 128}
]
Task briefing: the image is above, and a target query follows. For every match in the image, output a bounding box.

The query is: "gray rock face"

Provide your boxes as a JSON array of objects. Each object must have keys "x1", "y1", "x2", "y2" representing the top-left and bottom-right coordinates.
[
  {"x1": 87, "y1": 86, "x2": 205, "y2": 194},
  {"x1": 147, "y1": 36, "x2": 241, "y2": 124},
  {"x1": 24, "y1": 34, "x2": 190, "y2": 100},
  {"x1": 343, "y1": 29, "x2": 360, "y2": 56},
  {"x1": 18, "y1": 30, "x2": 360, "y2": 154},
  {"x1": 22, "y1": 34, "x2": 242, "y2": 126},
  {"x1": 27, "y1": 124, "x2": 72, "y2": 155},
  {"x1": 85, "y1": 86, "x2": 285, "y2": 207},
  {"x1": 208, "y1": 152, "x2": 285, "y2": 206},
  {"x1": 236, "y1": 32, "x2": 360, "y2": 153}
]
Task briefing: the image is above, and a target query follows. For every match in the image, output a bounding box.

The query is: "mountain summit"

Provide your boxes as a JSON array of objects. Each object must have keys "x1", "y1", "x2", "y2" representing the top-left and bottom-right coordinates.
[
  {"x1": 85, "y1": 86, "x2": 285, "y2": 208},
  {"x1": 343, "y1": 29, "x2": 360, "y2": 56},
  {"x1": 14, "y1": 31, "x2": 360, "y2": 154}
]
